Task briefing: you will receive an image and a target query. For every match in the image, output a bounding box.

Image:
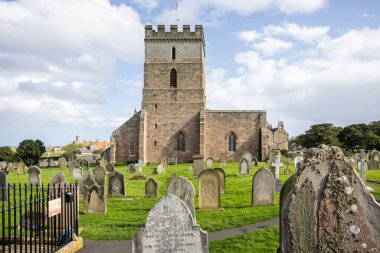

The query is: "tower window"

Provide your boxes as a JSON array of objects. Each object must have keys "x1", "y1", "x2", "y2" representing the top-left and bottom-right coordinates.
[
  {"x1": 172, "y1": 47, "x2": 176, "y2": 60},
  {"x1": 130, "y1": 143, "x2": 135, "y2": 156},
  {"x1": 154, "y1": 104, "x2": 157, "y2": 109},
  {"x1": 177, "y1": 132, "x2": 185, "y2": 152},
  {"x1": 154, "y1": 123, "x2": 157, "y2": 129},
  {"x1": 170, "y1": 68, "x2": 177, "y2": 87},
  {"x1": 228, "y1": 132, "x2": 237, "y2": 152},
  {"x1": 154, "y1": 141, "x2": 157, "y2": 146}
]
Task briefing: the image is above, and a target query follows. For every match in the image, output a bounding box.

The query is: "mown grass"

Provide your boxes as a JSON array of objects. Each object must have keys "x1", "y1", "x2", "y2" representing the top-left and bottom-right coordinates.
[
  {"x1": 209, "y1": 225, "x2": 279, "y2": 253},
  {"x1": 367, "y1": 170, "x2": 380, "y2": 184}
]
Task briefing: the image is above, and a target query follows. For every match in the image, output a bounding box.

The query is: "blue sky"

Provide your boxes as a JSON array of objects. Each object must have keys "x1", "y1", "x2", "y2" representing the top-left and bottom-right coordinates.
[{"x1": 0, "y1": 0, "x2": 379, "y2": 147}]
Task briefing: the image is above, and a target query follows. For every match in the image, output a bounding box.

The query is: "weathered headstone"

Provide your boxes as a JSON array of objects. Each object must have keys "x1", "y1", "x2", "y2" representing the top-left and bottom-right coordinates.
[
  {"x1": 251, "y1": 156, "x2": 258, "y2": 167},
  {"x1": 106, "y1": 163, "x2": 115, "y2": 173},
  {"x1": 239, "y1": 158, "x2": 249, "y2": 175},
  {"x1": 206, "y1": 157, "x2": 214, "y2": 167},
  {"x1": 192, "y1": 154, "x2": 204, "y2": 178},
  {"x1": 271, "y1": 153, "x2": 283, "y2": 180},
  {"x1": 17, "y1": 162, "x2": 26, "y2": 175},
  {"x1": 293, "y1": 156, "x2": 303, "y2": 169},
  {"x1": 157, "y1": 164, "x2": 165, "y2": 173},
  {"x1": 167, "y1": 176, "x2": 196, "y2": 220},
  {"x1": 145, "y1": 178, "x2": 158, "y2": 198},
  {"x1": 198, "y1": 169, "x2": 220, "y2": 210},
  {"x1": 108, "y1": 171, "x2": 125, "y2": 196},
  {"x1": 0, "y1": 171, "x2": 8, "y2": 201},
  {"x1": 251, "y1": 166, "x2": 274, "y2": 206},
  {"x1": 50, "y1": 172, "x2": 66, "y2": 186},
  {"x1": 369, "y1": 150, "x2": 380, "y2": 170},
  {"x1": 128, "y1": 163, "x2": 136, "y2": 173},
  {"x1": 99, "y1": 156, "x2": 107, "y2": 167},
  {"x1": 72, "y1": 167, "x2": 83, "y2": 181},
  {"x1": 7, "y1": 162, "x2": 14, "y2": 172},
  {"x1": 242, "y1": 151, "x2": 253, "y2": 168},
  {"x1": 220, "y1": 153, "x2": 228, "y2": 166},
  {"x1": 160, "y1": 156, "x2": 168, "y2": 169},
  {"x1": 138, "y1": 160, "x2": 143, "y2": 175},
  {"x1": 93, "y1": 166, "x2": 106, "y2": 190},
  {"x1": 279, "y1": 145, "x2": 380, "y2": 253},
  {"x1": 79, "y1": 159, "x2": 89, "y2": 171},
  {"x1": 27, "y1": 166, "x2": 41, "y2": 186},
  {"x1": 213, "y1": 168, "x2": 225, "y2": 195},
  {"x1": 58, "y1": 157, "x2": 67, "y2": 170},
  {"x1": 132, "y1": 194, "x2": 208, "y2": 253},
  {"x1": 82, "y1": 173, "x2": 106, "y2": 214}
]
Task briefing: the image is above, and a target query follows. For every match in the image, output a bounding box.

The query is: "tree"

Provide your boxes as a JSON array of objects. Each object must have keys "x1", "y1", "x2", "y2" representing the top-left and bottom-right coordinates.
[
  {"x1": 295, "y1": 123, "x2": 342, "y2": 148},
  {"x1": 338, "y1": 124, "x2": 377, "y2": 151},
  {"x1": 16, "y1": 139, "x2": 46, "y2": 166},
  {"x1": 0, "y1": 146, "x2": 17, "y2": 162},
  {"x1": 61, "y1": 143, "x2": 83, "y2": 161}
]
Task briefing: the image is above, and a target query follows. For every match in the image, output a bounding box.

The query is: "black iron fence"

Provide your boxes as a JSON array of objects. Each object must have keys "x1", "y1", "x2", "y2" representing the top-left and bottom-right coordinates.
[{"x1": 0, "y1": 183, "x2": 79, "y2": 253}]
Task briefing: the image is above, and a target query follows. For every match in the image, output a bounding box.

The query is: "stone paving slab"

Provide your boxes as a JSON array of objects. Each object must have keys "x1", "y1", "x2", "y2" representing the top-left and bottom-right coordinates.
[{"x1": 78, "y1": 218, "x2": 279, "y2": 253}]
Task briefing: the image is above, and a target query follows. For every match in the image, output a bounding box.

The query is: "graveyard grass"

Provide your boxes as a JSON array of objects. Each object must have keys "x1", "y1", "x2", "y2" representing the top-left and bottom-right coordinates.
[{"x1": 6, "y1": 162, "x2": 380, "y2": 253}]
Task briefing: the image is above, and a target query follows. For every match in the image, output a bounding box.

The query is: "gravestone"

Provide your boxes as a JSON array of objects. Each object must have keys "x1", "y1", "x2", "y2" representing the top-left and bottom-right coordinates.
[
  {"x1": 99, "y1": 156, "x2": 107, "y2": 167},
  {"x1": 106, "y1": 163, "x2": 115, "y2": 173},
  {"x1": 268, "y1": 151, "x2": 277, "y2": 168},
  {"x1": 27, "y1": 166, "x2": 41, "y2": 186},
  {"x1": 132, "y1": 194, "x2": 208, "y2": 253},
  {"x1": 293, "y1": 156, "x2": 303, "y2": 170},
  {"x1": 138, "y1": 160, "x2": 143, "y2": 174},
  {"x1": 239, "y1": 158, "x2": 249, "y2": 175},
  {"x1": 145, "y1": 178, "x2": 158, "y2": 198},
  {"x1": 251, "y1": 166, "x2": 274, "y2": 206},
  {"x1": 251, "y1": 156, "x2": 258, "y2": 167},
  {"x1": 242, "y1": 151, "x2": 253, "y2": 168},
  {"x1": 50, "y1": 172, "x2": 66, "y2": 186},
  {"x1": 167, "y1": 176, "x2": 196, "y2": 220},
  {"x1": 284, "y1": 162, "x2": 291, "y2": 175},
  {"x1": 369, "y1": 150, "x2": 380, "y2": 170},
  {"x1": 157, "y1": 164, "x2": 165, "y2": 173},
  {"x1": 213, "y1": 168, "x2": 225, "y2": 195},
  {"x1": 78, "y1": 159, "x2": 89, "y2": 171},
  {"x1": 7, "y1": 162, "x2": 14, "y2": 172},
  {"x1": 220, "y1": 153, "x2": 228, "y2": 166},
  {"x1": 271, "y1": 153, "x2": 283, "y2": 180},
  {"x1": 93, "y1": 166, "x2": 107, "y2": 191},
  {"x1": 0, "y1": 171, "x2": 8, "y2": 201},
  {"x1": 279, "y1": 145, "x2": 380, "y2": 253},
  {"x1": 198, "y1": 169, "x2": 220, "y2": 210},
  {"x1": 108, "y1": 171, "x2": 125, "y2": 196},
  {"x1": 68, "y1": 161, "x2": 76, "y2": 176},
  {"x1": 206, "y1": 157, "x2": 214, "y2": 167},
  {"x1": 128, "y1": 164, "x2": 136, "y2": 173},
  {"x1": 160, "y1": 156, "x2": 168, "y2": 169},
  {"x1": 58, "y1": 157, "x2": 67, "y2": 170},
  {"x1": 192, "y1": 154, "x2": 204, "y2": 178},
  {"x1": 82, "y1": 173, "x2": 106, "y2": 214},
  {"x1": 72, "y1": 167, "x2": 83, "y2": 180},
  {"x1": 17, "y1": 162, "x2": 26, "y2": 175}
]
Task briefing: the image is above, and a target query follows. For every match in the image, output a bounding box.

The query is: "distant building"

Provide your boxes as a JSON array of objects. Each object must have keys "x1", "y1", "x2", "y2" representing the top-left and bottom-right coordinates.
[
  {"x1": 266, "y1": 121, "x2": 289, "y2": 151},
  {"x1": 73, "y1": 136, "x2": 110, "y2": 153}
]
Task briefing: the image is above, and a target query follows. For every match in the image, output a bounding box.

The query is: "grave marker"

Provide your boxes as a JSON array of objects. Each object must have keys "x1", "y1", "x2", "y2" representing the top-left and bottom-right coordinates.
[
  {"x1": 239, "y1": 158, "x2": 249, "y2": 175},
  {"x1": 167, "y1": 176, "x2": 196, "y2": 220},
  {"x1": 145, "y1": 178, "x2": 158, "y2": 198},
  {"x1": 198, "y1": 169, "x2": 220, "y2": 210},
  {"x1": 251, "y1": 166, "x2": 274, "y2": 206},
  {"x1": 27, "y1": 166, "x2": 41, "y2": 186},
  {"x1": 108, "y1": 171, "x2": 126, "y2": 196}
]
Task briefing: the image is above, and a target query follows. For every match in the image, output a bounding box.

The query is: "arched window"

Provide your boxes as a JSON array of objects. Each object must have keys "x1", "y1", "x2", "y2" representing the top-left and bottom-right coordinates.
[
  {"x1": 228, "y1": 133, "x2": 236, "y2": 151},
  {"x1": 170, "y1": 68, "x2": 177, "y2": 87},
  {"x1": 171, "y1": 47, "x2": 176, "y2": 60},
  {"x1": 130, "y1": 143, "x2": 135, "y2": 156},
  {"x1": 177, "y1": 132, "x2": 185, "y2": 152}
]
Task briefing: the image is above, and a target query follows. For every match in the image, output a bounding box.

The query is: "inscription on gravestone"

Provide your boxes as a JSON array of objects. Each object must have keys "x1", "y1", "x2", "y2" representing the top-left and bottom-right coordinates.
[
  {"x1": 213, "y1": 168, "x2": 225, "y2": 195},
  {"x1": 198, "y1": 169, "x2": 220, "y2": 210}
]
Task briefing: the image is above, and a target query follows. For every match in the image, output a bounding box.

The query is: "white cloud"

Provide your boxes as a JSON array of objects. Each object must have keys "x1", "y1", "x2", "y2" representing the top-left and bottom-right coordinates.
[
  {"x1": 132, "y1": 0, "x2": 159, "y2": 11},
  {"x1": 275, "y1": 0, "x2": 328, "y2": 15},
  {"x1": 207, "y1": 26, "x2": 380, "y2": 136},
  {"x1": 253, "y1": 37, "x2": 293, "y2": 56}
]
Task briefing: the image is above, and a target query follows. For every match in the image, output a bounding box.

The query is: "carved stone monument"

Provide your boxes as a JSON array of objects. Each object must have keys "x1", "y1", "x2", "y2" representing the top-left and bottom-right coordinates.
[
  {"x1": 58, "y1": 157, "x2": 67, "y2": 170},
  {"x1": 82, "y1": 173, "x2": 106, "y2": 214},
  {"x1": 132, "y1": 194, "x2": 208, "y2": 253},
  {"x1": 213, "y1": 168, "x2": 225, "y2": 195},
  {"x1": 251, "y1": 166, "x2": 274, "y2": 206},
  {"x1": 167, "y1": 176, "x2": 196, "y2": 220},
  {"x1": 108, "y1": 171, "x2": 126, "y2": 196},
  {"x1": 242, "y1": 151, "x2": 253, "y2": 168},
  {"x1": 198, "y1": 169, "x2": 220, "y2": 210},
  {"x1": 17, "y1": 162, "x2": 26, "y2": 175},
  {"x1": 27, "y1": 166, "x2": 41, "y2": 186},
  {"x1": 239, "y1": 158, "x2": 249, "y2": 175},
  {"x1": 145, "y1": 178, "x2": 158, "y2": 198},
  {"x1": 160, "y1": 156, "x2": 168, "y2": 169},
  {"x1": 106, "y1": 163, "x2": 115, "y2": 173},
  {"x1": 206, "y1": 157, "x2": 214, "y2": 167},
  {"x1": 128, "y1": 164, "x2": 136, "y2": 173}
]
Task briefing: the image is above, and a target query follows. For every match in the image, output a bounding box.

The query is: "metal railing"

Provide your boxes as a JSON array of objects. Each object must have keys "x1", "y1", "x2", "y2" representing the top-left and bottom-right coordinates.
[{"x1": 0, "y1": 183, "x2": 79, "y2": 252}]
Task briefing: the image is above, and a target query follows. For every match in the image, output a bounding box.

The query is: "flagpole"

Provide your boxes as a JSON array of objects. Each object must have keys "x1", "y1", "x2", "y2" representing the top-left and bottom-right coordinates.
[{"x1": 176, "y1": 0, "x2": 179, "y2": 26}]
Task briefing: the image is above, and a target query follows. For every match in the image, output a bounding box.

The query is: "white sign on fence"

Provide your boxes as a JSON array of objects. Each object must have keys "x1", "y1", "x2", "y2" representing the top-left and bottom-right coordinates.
[{"x1": 48, "y1": 198, "x2": 61, "y2": 217}]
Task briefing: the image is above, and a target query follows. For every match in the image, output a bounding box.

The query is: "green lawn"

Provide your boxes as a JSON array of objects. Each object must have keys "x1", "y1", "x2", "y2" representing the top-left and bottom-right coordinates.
[{"x1": 367, "y1": 169, "x2": 380, "y2": 184}]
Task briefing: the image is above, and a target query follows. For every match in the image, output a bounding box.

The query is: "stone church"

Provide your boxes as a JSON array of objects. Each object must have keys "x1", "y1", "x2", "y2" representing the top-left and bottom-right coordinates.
[{"x1": 110, "y1": 25, "x2": 288, "y2": 164}]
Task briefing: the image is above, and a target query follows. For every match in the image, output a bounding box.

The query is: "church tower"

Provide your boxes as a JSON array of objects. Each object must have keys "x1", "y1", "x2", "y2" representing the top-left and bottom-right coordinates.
[{"x1": 139, "y1": 25, "x2": 206, "y2": 163}]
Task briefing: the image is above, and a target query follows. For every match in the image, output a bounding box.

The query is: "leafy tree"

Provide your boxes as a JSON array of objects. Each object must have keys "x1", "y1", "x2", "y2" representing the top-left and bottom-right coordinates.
[
  {"x1": 62, "y1": 143, "x2": 83, "y2": 161},
  {"x1": 369, "y1": 121, "x2": 380, "y2": 136},
  {"x1": 295, "y1": 123, "x2": 342, "y2": 148},
  {"x1": 16, "y1": 139, "x2": 46, "y2": 166},
  {"x1": 0, "y1": 146, "x2": 17, "y2": 162},
  {"x1": 338, "y1": 124, "x2": 377, "y2": 151}
]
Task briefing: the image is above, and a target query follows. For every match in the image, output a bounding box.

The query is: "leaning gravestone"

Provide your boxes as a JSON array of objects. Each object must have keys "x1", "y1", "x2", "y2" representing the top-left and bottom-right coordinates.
[
  {"x1": 0, "y1": 171, "x2": 8, "y2": 201},
  {"x1": 106, "y1": 163, "x2": 115, "y2": 173},
  {"x1": 73, "y1": 167, "x2": 83, "y2": 180},
  {"x1": 167, "y1": 176, "x2": 196, "y2": 220},
  {"x1": 108, "y1": 171, "x2": 125, "y2": 196},
  {"x1": 17, "y1": 162, "x2": 26, "y2": 175},
  {"x1": 58, "y1": 157, "x2": 67, "y2": 170},
  {"x1": 279, "y1": 145, "x2": 380, "y2": 253},
  {"x1": 128, "y1": 163, "x2": 136, "y2": 173},
  {"x1": 145, "y1": 178, "x2": 158, "y2": 198},
  {"x1": 206, "y1": 157, "x2": 214, "y2": 167},
  {"x1": 82, "y1": 173, "x2": 106, "y2": 214},
  {"x1": 251, "y1": 166, "x2": 274, "y2": 206},
  {"x1": 132, "y1": 194, "x2": 208, "y2": 253},
  {"x1": 213, "y1": 168, "x2": 226, "y2": 195},
  {"x1": 93, "y1": 166, "x2": 107, "y2": 191},
  {"x1": 27, "y1": 166, "x2": 41, "y2": 186},
  {"x1": 192, "y1": 154, "x2": 204, "y2": 178},
  {"x1": 198, "y1": 169, "x2": 220, "y2": 210},
  {"x1": 239, "y1": 158, "x2": 249, "y2": 175},
  {"x1": 242, "y1": 151, "x2": 253, "y2": 168},
  {"x1": 50, "y1": 172, "x2": 66, "y2": 186}
]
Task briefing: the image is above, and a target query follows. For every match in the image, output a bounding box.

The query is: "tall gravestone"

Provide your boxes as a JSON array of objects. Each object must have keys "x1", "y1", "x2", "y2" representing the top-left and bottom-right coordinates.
[
  {"x1": 27, "y1": 166, "x2": 41, "y2": 186},
  {"x1": 242, "y1": 151, "x2": 253, "y2": 168},
  {"x1": 145, "y1": 178, "x2": 158, "y2": 198},
  {"x1": 279, "y1": 145, "x2": 380, "y2": 253},
  {"x1": 167, "y1": 176, "x2": 196, "y2": 220},
  {"x1": 198, "y1": 169, "x2": 220, "y2": 210},
  {"x1": 106, "y1": 163, "x2": 115, "y2": 173},
  {"x1": 239, "y1": 158, "x2": 249, "y2": 175},
  {"x1": 192, "y1": 154, "x2": 204, "y2": 178},
  {"x1": 82, "y1": 173, "x2": 106, "y2": 214},
  {"x1": 0, "y1": 171, "x2": 8, "y2": 201},
  {"x1": 132, "y1": 194, "x2": 208, "y2": 253},
  {"x1": 58, "y1": 157, "x2": 67, "y2": 170},
  {"x1": 206, "y1": 157, "x2": 214, "y2": 167},
  {"x1": 213, "y1": 168, "x2": 225, "y2": 195},
  {"x1": 50, "y1": 172, "x2": 66, "y2": 186},
  {"x1": 93, "y1": 165, "x2": 107, "y2": 191},
  {"x1": 108, "y1": 171, "x2": 125, "y2": 196},
  {"x1": 17, "y1": 162, "x2": 26, "y2": 175},
  {"x1": 251, "y1": 166, "x2": 274, "y2": 206},
  {"x1": 160, "y1": 156, "x2": 168, "y2": 169}
]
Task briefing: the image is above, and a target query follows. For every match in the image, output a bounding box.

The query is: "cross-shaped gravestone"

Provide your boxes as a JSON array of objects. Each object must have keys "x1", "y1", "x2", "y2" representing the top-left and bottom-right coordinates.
[
  {"x1": 271, "y1": 154, "x2": 283, "y2": 180},
  {"x1": 359, "y1": 150, "x2": 366, "y2": 183},
  {"x1": 138, "y1": 160, "x2": 143, "y2": 175}
]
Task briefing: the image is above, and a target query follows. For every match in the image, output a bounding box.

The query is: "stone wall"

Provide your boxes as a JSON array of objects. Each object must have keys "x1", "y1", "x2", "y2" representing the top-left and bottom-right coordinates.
[{"x1": 203, "y1": 110, "x2": 266, "y2": 161}]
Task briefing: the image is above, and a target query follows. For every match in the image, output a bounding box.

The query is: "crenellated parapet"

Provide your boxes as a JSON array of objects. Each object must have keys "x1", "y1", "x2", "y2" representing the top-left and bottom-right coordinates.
[{"x1": 145, "y1": 25, "x2": 204, "y2": 41}]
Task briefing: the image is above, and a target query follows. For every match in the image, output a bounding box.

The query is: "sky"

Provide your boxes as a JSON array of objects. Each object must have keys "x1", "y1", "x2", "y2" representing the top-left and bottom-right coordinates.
[{"x1": 0, "y1": 0, "x2": 380, "y2": 147}]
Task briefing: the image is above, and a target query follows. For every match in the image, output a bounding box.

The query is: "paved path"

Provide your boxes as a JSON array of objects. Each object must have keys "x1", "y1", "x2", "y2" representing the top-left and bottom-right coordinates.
[{"x1": 78, "y1": 218, "x2": 279, "y2": 253}]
